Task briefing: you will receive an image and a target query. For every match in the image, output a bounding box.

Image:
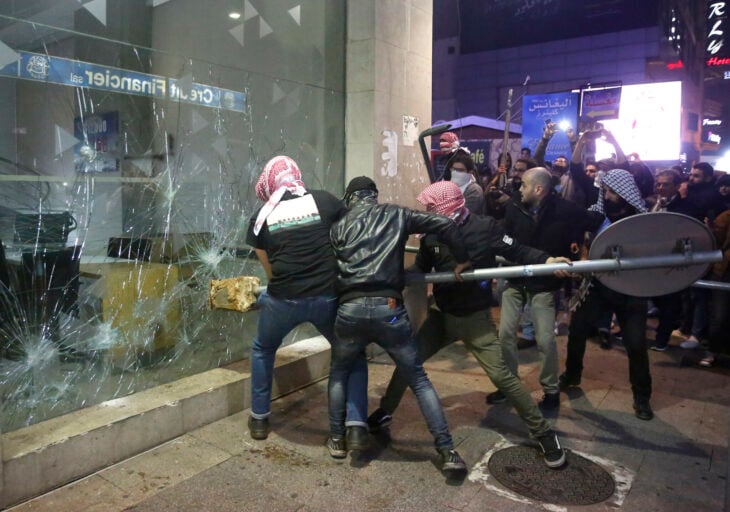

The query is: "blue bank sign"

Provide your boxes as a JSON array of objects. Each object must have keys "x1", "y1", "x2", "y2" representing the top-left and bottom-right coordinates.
[{"x1": 1, "y1": 51, "x2": 246, "y2": 113}]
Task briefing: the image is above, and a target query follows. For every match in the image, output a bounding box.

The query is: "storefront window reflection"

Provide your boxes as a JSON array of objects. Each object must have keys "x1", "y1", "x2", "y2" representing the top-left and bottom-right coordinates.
[{"x1": 0, "y1": 0, "x2": 345, "y2": 432}]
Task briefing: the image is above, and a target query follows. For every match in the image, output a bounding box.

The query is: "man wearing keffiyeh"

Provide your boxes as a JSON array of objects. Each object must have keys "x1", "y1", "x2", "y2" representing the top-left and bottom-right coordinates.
[
  {"x1": 245, "y1": 156, "x2": 369, "y2": 445},
  {"x1": 367, "y1": 180, "x2": 572, "y2": 469},
  {"x1": 561, "y1": 169, "x2": 655, "y2": 421}
]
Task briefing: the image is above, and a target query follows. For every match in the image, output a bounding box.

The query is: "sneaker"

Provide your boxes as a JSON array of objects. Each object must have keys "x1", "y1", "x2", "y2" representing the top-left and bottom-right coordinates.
[
  {"x1": 486, "y1": 390, "x2": 507, "y2": 404},
  {"x1": 680, "y1": 336, "x2": 700, "y2": 349},
  {"x1": 699, "y1": 353, "x2": 716, "y2": 368},
  {"x1": 346, "y1": 426, "x2": 369, "y2": 451},
  {"x1": 248, "y1": 416, "x2": 269, "y2": 440},
  {"x1": 517, "y1": 337, "x2": 537, "y2": 350},
  {"x1": 437, "y1": 448, "x2": 467, "y2": 474},
  {"x1": 536, "y1": 431, "x2": 566, "y2": 468},
  {"x1": 650, "y1": 343, "x2": 668, "y2": 352},
  {"x1": 558, "y1": 372, "x2": 581, "y2": 390},
  {"x1": 633, "y1": 399, "x2": 654, "y2": 421},
  {"x1": 539, "y1": 392, "x2": 560, "y2": 410},
  {"x1": 326, "y1": 435, "x2": 347, "y2": 459},
  {"x1": 366, "y1": 408, "x2": 393, "y2": 433}
]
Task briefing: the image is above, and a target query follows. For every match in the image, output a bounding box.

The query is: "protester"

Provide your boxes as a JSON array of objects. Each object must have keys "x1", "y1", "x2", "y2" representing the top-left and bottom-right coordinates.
[
  {"x1": 491, "y1": 168, "x2": 604, "y2": 409},
  {"x1": 368, "y1": 180, "x2": 570, "y2": 468},
  {"x1": 245, "y1": 156, "x2": 368, "y2": 441},
  {"x1": 560, "y1": 169, "x2": 654, "y2": 421},
  {"x1": 327, "y1": 176, "x2": 470, "y2": 475}
]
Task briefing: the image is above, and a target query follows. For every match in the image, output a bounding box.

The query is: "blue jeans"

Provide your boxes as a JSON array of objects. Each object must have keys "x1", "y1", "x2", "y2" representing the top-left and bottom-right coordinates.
[
  {"x1": 329, "y1": 297, "x2": 453, "y2": 449},
  {"x1": 251, "y1": 292, "x2": 368, "y2": 427}
]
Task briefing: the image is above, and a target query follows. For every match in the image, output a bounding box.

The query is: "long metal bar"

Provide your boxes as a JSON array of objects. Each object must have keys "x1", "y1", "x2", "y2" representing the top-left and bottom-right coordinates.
[
  {"x1": 693, "y1": 279, "x2": 730, "y2": 291},
  {"x1": 405, "y1": 250, "x2": 723, "y2": 284}
]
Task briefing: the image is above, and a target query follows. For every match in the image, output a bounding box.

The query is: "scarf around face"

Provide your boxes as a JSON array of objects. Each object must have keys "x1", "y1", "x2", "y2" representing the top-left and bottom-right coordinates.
[
  {"x1": 253, "y1": 155, "x2": 307, "y2": 235},
  {"x1": 589, "y1": 169, "x2": 647, "y2": 215},
  {"x1": 417, "y1": 181, "x2": 468, "y2": 223}
]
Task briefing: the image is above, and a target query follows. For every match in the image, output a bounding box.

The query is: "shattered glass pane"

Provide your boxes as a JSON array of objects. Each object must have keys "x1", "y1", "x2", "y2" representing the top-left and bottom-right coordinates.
[{"x1": 0, "y1": 0, "x2": 345, "y2": 432}]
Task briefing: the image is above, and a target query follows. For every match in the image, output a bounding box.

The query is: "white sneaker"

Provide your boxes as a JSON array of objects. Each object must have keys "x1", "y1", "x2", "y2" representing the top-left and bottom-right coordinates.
[{"x1": 680, "y1": 336, "x2": 700, "y2": 349}]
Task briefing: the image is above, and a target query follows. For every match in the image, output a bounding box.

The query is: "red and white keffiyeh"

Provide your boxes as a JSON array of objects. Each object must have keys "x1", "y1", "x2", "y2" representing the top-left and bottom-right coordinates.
[
  {"x1": 417, "y1": 181, "x2": 466, "y2": 220},
  {"x1": 439, "y1": 132, "x2": 460, "y2": 153},
  {"x1": 253, "y1": 156, "x2": 307, "y2": 235}
]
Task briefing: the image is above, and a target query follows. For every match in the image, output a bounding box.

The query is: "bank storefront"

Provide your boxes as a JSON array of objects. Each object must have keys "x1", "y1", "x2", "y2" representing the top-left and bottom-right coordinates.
[{"x1": 0, "y1": 0, "x2": 344, "y2": 439}]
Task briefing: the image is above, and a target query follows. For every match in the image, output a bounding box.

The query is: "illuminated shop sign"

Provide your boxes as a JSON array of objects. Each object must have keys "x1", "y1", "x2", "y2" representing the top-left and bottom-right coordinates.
[
  {"x1": 706, "y1": 1, "x2": 729, "y2": 66},
  {"x1": 702, "y1": 118, "x2": 723, "y2": 144},
  {"x1": 0, "y1": 50, "x2": 246, "y2": 112}
]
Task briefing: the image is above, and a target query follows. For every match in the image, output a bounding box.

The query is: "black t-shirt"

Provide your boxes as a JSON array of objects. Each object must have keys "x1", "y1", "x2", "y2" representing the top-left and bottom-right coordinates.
[{"x1": 246, "y1": 190, "x2": 345, "y2": 298}]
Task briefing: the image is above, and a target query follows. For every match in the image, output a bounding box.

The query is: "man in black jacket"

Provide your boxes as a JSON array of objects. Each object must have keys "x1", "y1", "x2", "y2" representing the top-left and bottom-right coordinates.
[
  {"x1": 327, "y1": 177, "x2": 470, "y2": 476},
  {"x1": 489, "y1": 168, "x2": 604, "y2": 409},
  {"x1": 367, "y1": 180, "x2": 570, "y2": 469},
  {"x1": 560, "y1": 169, "x2": 655, "y2": 420}
]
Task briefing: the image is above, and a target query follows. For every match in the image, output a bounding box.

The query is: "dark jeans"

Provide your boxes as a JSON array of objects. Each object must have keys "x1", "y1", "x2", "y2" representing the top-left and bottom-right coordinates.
[
  {"x1": 251, "y1": 292, "x2": 368, "y2": 426},
  {"x1": 653, "y1": 290, "x2": 683, "y2": 346},
  {"x1": 565, "y1": 281, "x2": 652, "y2": 401},
  {"x1": 708, "y1": 287, "x2": 730, "y2": 354},
  {"x1": 329, "y1": 297, "x2": 453, "y2": 450}
]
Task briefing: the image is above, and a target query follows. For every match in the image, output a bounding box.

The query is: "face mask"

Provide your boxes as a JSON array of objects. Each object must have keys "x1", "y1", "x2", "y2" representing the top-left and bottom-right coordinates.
[{"x1": 604, "y1": 196, "x2": 628, "y2": 221}]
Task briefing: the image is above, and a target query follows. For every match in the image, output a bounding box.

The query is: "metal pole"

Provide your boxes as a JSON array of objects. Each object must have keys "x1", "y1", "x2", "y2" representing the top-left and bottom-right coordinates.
[
  {"x1": 693, "y1": 279, "x2": 730, "y2": 291},
  {"x1": 405, "y1": 250, "x2": 723, "y2": 284}
]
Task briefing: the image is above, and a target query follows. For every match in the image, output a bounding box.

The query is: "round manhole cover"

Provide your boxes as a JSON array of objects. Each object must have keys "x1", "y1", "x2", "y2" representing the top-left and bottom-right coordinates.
[{"x1": 488, "y1": 446, "x2": 615, "y2": 505}]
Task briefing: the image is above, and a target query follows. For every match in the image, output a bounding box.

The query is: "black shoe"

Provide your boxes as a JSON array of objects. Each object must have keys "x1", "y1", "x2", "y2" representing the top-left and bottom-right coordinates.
[
  {"x1": 486, "y1": 390, "x2": 507, "y2": 404},
  {"x1": 539, "y1": 392, "x2": 560, "y2": 410},
  {"x1": 536, "y1": 431, "x2": 566, "y2": 468},
  {"x1": 326, "y1": 435, "x2": 347, "y2": 459},
  {"x1": 517, "y1": 337, "x2": 537, "y2": 350},
  {"x1": 248, "y1": 416, "x2": 270, "y2": 440},
  {"x1": 437, "y1": 448, "x2": 467, "y2": 474},
  {"x1": 598, "y1": 330, "x2": 612, "y2": 350},
  {"x1": 633, "y1": 399, "x2": 654, "y2": 421},
  {"x1": 558, "y1": 372, "x2": 581, "y2": 390},
  {"x1": 366, "y1": 408, "x2": 393, "y2": 433},
  {"x1": 650, "y1": 343, "x2": 668, "y2": 352},
  {"x1": 346, "y1": 426, "x2": 369, "y2": 451}
]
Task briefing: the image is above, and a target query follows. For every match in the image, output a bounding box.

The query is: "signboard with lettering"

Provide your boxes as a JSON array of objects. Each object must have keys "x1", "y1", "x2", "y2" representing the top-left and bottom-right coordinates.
[
  {"x1": 707, "y1": 0, "x2": 729, "y2": 67},
  {"x1": 579, "y1": 86, "x2": 622, "y2": 132},
  {"x1": 0, "y1": 50, "x2": 247, "y2": 112},
  {"x1": 521, "y1": 92, "x2": 579, "y2": 163},
  {"x1": 702, "y1": 118, "x2": 723, "y2": 145}
]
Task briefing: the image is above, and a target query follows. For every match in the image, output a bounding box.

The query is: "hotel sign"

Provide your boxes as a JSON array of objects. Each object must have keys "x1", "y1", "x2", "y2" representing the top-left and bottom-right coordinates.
[{"x1": 707, "y1": 1, "x2": 730, "y2": 66}]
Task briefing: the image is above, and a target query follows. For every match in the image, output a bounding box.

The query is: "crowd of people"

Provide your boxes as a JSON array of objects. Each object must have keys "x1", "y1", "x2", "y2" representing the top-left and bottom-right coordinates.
[{"x1": 243, "y1": 128, "x2": 730, "y2": 478}]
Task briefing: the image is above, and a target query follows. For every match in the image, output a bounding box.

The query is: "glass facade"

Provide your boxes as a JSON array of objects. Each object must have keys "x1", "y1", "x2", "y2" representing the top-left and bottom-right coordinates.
[{"x1": 0, "y1": 0, "x2": 346, "y2": 432}]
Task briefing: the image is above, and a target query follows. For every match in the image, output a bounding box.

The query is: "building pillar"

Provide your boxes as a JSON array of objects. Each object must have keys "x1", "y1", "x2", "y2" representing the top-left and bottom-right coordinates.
[{"x1": 346, "y1": 0, "x2": 433, "y2": 208}]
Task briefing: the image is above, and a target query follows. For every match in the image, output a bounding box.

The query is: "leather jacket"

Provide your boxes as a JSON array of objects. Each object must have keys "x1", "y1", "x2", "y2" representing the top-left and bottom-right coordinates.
[{"x1": 330, "y1": 196, "x2": 468, "y2": 302}]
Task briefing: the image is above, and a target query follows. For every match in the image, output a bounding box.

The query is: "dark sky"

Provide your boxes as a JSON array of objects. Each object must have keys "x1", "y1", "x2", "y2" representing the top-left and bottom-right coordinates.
[{"x1": 435, "y1": 0, "x2": 660, "y2": 52}]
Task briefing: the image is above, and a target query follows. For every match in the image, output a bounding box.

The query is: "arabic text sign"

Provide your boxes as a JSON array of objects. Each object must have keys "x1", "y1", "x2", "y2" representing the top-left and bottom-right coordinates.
[
  {"x1": 580, "y1": 87, "x2": 621, "y2": 122},
  {"x1": 521, "y1": 92, "x2": 579, "y2": 163},
  {"x1": 0, "y1": 51, "x2": 246, "y2": 112}
]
